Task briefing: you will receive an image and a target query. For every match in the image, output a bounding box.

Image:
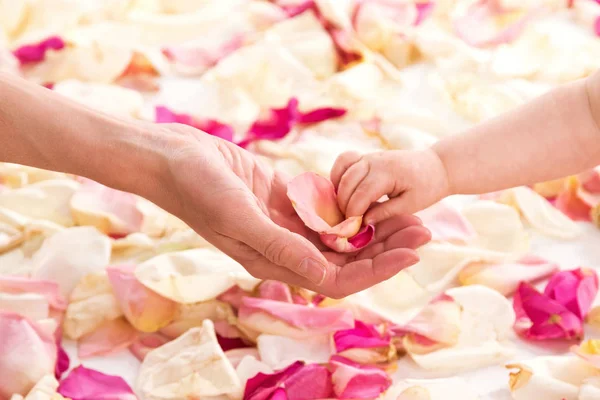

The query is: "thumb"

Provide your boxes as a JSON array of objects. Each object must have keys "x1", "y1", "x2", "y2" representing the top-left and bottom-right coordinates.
[
  {"x1": 231, "y1": 209, "x2": 329, "y2": 285},
  {"x1": 364, "y1": 192, "x2": 423, "y2": 225}
]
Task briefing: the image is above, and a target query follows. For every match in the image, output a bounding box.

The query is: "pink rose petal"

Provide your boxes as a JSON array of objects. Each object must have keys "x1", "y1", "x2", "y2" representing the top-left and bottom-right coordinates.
[
  {"x1": 334, "y1": 321, "x2": 393, "y2": 364},
  {"x1": 244, "y1": 361, "x2": 303, "y2": 400},
  {"x1": 579, "y1": 167, "x2": 600, "y2": 193},
  {"x1": 129, "y1": 332, "x2": 171, "y2": 361},
  {"x1": 217, "y1": 333, "x2": 252, "y2": 352},
  {"x1": 454, "y1": 0, "x2": 534, "y2": 48},
  {"x1": 55, "y1": 342, "x2": 70, "y2": 379},
  {"x1": 595, "y1": 15, "x2": 600, "y2": 37},
  {"x1": 416, "y1": 202, "x2": 477, "y2": 244},
  {"x1": 258, "y1": 281, "x2": 294, "y2": 303},
  {"x1": 162, "y1": 35, "x2": 243, "y2": 76},
  {"x1": 554, "y1": 177, "x2": 593, "y2": 222},
  {"x1": 71, "y1": 178, "x2": 144, "y2": 235},
  {"x1": 57, "y1": 365, "x2": 136, "y2": 400},
  {"x1": 544, "y1": 268, "x2": 599, "y2": 320},
  {"x1": 106, "y1": 264, "x2": 178, "y2": 333},
  {"x1": 78, "y1": 317, "x2": 138, "y2": 359},
  {"x1": 239, "y1": 297, "x2": 354, "y2": 337},
  {"x1": 513, "y1": 282, "x2": 583, "y2": 340},
  {"x1": 287, "y1": 172, "x2": 374, "y2": 252},
  {"x1": 0, "y1": 312, "x2": 57, "y2": 398},
  {"x1": 0, "y1": 276, "x2": 67, "y2": 311},
  {"x1": 330, "y1": 355, "x2": 392, "y2": 399},
  {"x1": 217, "y1": 285, "x2": 252, "y2": 310},
  {"x1": 13, "y1": 36, "x2": 66, "y2": 65},
  {"x1": 155, "y1": 106, "x2": 235, "y2": 142},
  {"x1": 459, "y1": 255, "x2": 559, "y2": 296}
]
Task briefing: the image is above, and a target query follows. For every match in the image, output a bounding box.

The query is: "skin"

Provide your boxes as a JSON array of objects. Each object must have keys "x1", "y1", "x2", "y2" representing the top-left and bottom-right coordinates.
[
  {"x1": 333, "y1": 71, "x2": 600, "y2": 225},
  {"x1": 0, "y1": 72, "x2": 431, "y2": 299}
]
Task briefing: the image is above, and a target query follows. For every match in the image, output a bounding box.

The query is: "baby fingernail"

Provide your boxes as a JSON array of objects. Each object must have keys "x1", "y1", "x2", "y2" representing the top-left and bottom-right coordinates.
[{"x1": 299, "y1": 258, "x2": 327, "y2": 285}]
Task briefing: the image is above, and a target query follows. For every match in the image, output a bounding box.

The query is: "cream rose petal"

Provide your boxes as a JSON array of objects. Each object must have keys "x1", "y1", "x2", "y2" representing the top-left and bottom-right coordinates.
[
  {"x1": 31, "y1": 227, "x2": 111, "y2": 298},
  {"x1": 134, "y1": 249, "x2": 260, "y2": 304},
  {"x1": 382, "y1": 377, "x2": 479, "y2": 400},
  {"x1": 0, "y1": 180, "x2": 80, "y2": 226},
  {"x1": 511, "y1": 186, "x2": 580, "y2": 239},
  {"x1": 507, "y1": 356, "x2": 600, "y2": 400},
  {"x1": 137, "y1": 319, "x2": 241, "y2": 400},
  {"x1": 63, "y1": 272, "x2": 123, "y2": 340},
  {"x1": 257, "y1": 334, "x2": 332, "y2": 370},
  {"x1": 407, "y1": 285, "x2": 516, "y2": 372},
  {"x1": 461, "y1": 200, "x2": 530, "y2": 254}
]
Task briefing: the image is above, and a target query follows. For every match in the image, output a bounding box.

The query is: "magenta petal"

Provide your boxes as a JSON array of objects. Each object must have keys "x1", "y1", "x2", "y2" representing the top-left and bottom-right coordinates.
[
  {"x1": 347, "y1": 224, "x2": 375, "y2": 249},
  {"x1": 334, "y1": 321, "x2": 390, "y2": 352},
  {"x1": 55, "y1": 343, "x2": 70, "y2": 380},
  {"x1": 269, "y1": 388, "x2": 289, "y2": 400},
  {"x1": 298, "y1": 107, "x2": 347, "y2": 124},
  {"x1": 514, "y1": 283, "x2": 583, "y2": 340},
  {"x1": 13, "y1": 36, "x2": 65, "y2": 65},
  {"x1": 595, "y1": 16, "x2": 600, "y2": 37},
  {"x1": 415, "y1": 2, "x2": 435, "y2": 25},
  {"x1": 330, "y1": 355, "x2": 391, "y2": 399},
  {"x1": 544, "y1": 268, "x2": 598, "y2": 320},
  {"x1": 279, "y1": 1, "x2": 317, "y2": 18},
  {"x1": 247, "y1": 98, "x2": 300, "y2": 142},
  {"x1": 155, "y1": 106, "x2": 235, "y2": 142},
  {"x1": 57, "y1": 366, "x2": 136, "y2": 400},
  {"x1": 244, "y1": 361, "x2": 304, "y2": 400}
]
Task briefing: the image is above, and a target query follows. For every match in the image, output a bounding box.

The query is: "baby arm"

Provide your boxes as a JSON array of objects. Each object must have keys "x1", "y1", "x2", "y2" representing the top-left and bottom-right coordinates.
[{"x1": 332, "y1": 71, "x2": 600, "y2": 224}]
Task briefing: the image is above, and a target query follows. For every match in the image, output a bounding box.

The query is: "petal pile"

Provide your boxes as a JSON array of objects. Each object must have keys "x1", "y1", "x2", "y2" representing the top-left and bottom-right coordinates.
[{"x1": 287, "y1": 172, "x2": 374, "y2": 252}]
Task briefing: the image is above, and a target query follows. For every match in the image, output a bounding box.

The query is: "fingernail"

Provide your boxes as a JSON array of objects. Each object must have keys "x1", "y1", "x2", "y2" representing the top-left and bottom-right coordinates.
[{"x1": 299, "y1": 258, "x2": 327, "y2": 285}]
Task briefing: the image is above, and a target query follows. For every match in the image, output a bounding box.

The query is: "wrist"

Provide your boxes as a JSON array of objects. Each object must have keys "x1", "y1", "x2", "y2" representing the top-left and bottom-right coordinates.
[{"x1": 427, "y1": 144, "x2": 453, "y2": 199}]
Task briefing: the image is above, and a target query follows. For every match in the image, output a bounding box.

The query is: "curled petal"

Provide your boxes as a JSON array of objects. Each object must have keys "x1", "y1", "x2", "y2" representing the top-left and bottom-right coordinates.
[
  {"x1": 330, "y1": 355, "x2": 392, "y2": 399},
  {"x1": 334, "y1": 321, "x2": 394, "y2": 364},
  {"x1": 218, "y1": 285, "x2": 252, "y2": 310},
  {"x1": 544, "y1": 268, "x2": 598, "y2": 320},
  {"x1": 0, "y1": 312, "x2": 57, "y2": 398},
  {"x1": 107, "y1": 264, "x2": 177, "y2": 332},
  {"x1": 70, "y1": 179, "x2": 143, "y2": 236},
  {"x1": 458, "y1": 255, "x2": 559, "y2": 296},
  {"x1": 287, "y1": 172, "x2": 374, "y2": 252},
  {"x1": 238, "y1": 297, "x2": 354, "y2": 338},
  {"x1": 58, "y1": 366, "x2": 136, "y2": 400},
  {"x1": 454, "y1": 0, "x2": 533, "y2": 48},
  {"x1": 78, "y1": 317, "x2": 138, "y2": 359},
  {"x1": 155, "y1": 106, "x2": 235, "y2": 142},
  {"x1": 513, "y1": 282, "x2": 583, "y2": 340},
  {"x1": 13, "y1": 36, "x2": 66, "y2": 65}
]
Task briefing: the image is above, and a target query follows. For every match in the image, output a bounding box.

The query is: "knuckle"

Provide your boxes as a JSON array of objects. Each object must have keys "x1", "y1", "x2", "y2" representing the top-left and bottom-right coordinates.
[{"x1": 263, "y1": 237, "x2": 288, "y2": 266}]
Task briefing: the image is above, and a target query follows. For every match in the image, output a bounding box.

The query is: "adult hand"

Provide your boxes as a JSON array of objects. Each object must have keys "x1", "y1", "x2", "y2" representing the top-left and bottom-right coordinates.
[{"x1": 154, "y1": 124, "x2": 431, "y2": 298}]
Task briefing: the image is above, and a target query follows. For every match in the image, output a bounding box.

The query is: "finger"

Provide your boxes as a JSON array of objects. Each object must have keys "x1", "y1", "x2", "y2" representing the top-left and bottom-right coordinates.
[
  {"x1": 324, "y1": 248, "x2": 420, "y2": 298},
  {"x1": 356, "y1": 225, "x2": 431, "y2": 261},
  {"x1": 331, "y1": 151, "x2": 362, "y2": 190},
  {"x1": 371, "y1": 214, "x2": 423, "y2": 245},
  {"x1": 224, "y1": 205, "x2": 329, "y2": 285},
  {"x1": 364, "y1": 191, "x2": 423, "y2": 225},
  {"x1": 345, "y1": 174, "x2": 396, "y2": 219},
  {"x1": 336, "y1": 159, "x2": 370, "y2": 216}
]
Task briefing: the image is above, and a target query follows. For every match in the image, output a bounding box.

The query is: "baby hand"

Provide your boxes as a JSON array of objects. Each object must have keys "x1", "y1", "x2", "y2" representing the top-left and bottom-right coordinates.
[{"x1": 331, "y1": 149, "x2": 450, "y2": 224}]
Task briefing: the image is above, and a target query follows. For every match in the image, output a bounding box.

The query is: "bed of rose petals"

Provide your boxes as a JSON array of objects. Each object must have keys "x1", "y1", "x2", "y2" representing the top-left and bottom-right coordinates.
[{"x1": 2, "y1": 0, "x2": 600, "y2": 399}]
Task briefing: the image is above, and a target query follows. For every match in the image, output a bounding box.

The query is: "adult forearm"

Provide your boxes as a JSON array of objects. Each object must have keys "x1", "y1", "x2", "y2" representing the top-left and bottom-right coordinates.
[
  {"x1": 433, "y1": 75, "x2": 600, "y2": 195},
  {"x1": 0, "y1": 72, "x2": 170, "y2": 200}
]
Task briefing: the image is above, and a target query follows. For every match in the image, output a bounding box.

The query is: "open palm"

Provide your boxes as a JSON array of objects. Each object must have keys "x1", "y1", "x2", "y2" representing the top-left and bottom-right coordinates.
[{"x1": 160, "y1": 125, "x2": 430, "y2": 298}]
